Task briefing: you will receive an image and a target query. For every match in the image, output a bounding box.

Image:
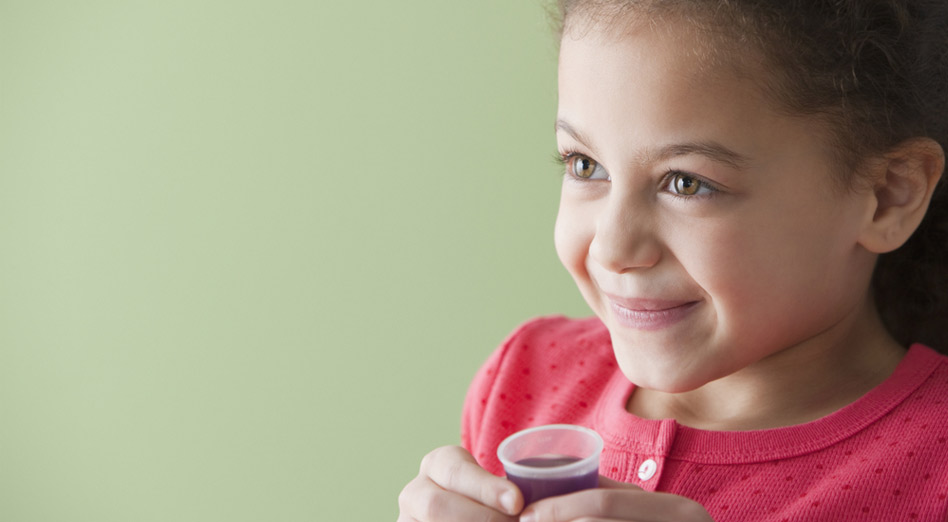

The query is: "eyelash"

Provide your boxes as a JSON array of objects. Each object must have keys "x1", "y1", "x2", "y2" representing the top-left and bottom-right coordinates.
[
  {"x1": 555, "y1": 151, "x2": 609, "y2": 182},
  {"x1": 555, "y1": 150, "x2": 719, "y2": 198}
]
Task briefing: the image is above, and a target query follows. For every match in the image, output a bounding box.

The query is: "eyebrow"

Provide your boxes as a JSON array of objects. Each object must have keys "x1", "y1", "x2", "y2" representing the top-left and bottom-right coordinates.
[{"x1": 555, "y1": 118, "x2": 750, "y2": 170}]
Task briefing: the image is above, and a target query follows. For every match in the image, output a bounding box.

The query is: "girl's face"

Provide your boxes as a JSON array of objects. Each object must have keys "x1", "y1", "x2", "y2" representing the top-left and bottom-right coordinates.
[{"x1": 554, "y1": 21, "x2": 879, "y2": 393}]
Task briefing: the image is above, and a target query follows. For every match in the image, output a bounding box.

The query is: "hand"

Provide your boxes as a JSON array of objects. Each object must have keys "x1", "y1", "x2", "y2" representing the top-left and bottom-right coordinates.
[
  {"x1": 397, "y1": 445, "x2": 524, "y2": 521},
  {"x1": 518, "y1": 477, "x2": 713, "y2": 522}
]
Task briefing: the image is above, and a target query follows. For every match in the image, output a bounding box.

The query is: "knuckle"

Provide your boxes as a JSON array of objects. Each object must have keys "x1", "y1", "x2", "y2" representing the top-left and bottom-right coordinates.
[
  {"x1": 420, "y1": 486, "x2": 450, "y2": 520},
  {"x1": 442, "y1": 445, "x2": 468, "y2": 464},
  {"x1": 398, "y1": 477, "x2": 423, "y2": 512},
  {"x1": 444, "y1": 453, "x2": 466, "y2": 484},
  {"x1": 428, "y1": 446, "x2": 472, "y2": 492},
  {"x1": 397, "y1": 482, "x2": 413, "y2": 510},
  {"x1": 400, "y1": 475, "x2": 459, "y2": 521},
  {"x1": 419, "y1": 448, "x2": 439, "y2": 472},
  {"x1": 421, "y1": 445, "x2": 463, "y2": 473}
]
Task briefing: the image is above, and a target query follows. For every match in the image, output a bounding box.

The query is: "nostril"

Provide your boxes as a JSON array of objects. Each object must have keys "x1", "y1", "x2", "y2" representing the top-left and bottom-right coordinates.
[{"x1": 589, "y1": 224, "x2": 662, "y2": 273}]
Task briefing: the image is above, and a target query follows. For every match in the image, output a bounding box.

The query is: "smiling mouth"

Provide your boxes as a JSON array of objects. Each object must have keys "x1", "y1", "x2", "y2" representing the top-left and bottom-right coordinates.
[{"x1": 607, "y1": 298, "x2": 699, "y2": 331}]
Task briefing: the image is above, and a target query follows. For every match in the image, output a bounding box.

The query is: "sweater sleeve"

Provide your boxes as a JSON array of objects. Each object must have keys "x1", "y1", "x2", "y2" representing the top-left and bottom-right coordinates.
[
  {"x1": 460, "y1": 315, "x2": 610, "y2": 475},
  {"x1": 463, "y1": 317, "x2": 574, "y2": 476}
]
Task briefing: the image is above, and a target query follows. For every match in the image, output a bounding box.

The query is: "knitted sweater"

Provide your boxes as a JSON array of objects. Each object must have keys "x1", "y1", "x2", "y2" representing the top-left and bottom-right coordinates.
[{"x1": 462, "y1": 316, "x2": 948, "y2": 521}]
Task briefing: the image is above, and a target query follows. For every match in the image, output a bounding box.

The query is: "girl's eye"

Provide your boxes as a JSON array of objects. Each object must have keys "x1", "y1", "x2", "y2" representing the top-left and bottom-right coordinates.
[
  {"x1": 565, "y1": 154, "x2": 608, "y2": 180},
  {"x1": 668, "y1": 172, "x2": 715, "y2": 196}
]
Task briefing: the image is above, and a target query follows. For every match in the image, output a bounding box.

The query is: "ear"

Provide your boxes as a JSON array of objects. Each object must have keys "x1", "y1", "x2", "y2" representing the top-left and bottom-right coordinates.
[{"x1": 858, "y1": 137, "x2": 945, "y2": 254}]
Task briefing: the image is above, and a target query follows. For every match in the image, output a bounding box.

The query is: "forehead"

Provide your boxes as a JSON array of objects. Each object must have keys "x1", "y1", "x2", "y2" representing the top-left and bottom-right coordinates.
[
  {"x1": 556, "y1": 22, "x2": 776, "y2": 146},
  {"x1": 558, "y1": 14, "x2": 762, "y2": 94},
  {"x1": 560, "y1": 8, "x2": 756, "y2": 73}
]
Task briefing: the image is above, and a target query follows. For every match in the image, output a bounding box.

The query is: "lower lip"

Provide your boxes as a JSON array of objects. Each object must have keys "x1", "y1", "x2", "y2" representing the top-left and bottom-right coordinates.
[{"x1": 609, "y1": 301, "x2": 699, "y2": 331}]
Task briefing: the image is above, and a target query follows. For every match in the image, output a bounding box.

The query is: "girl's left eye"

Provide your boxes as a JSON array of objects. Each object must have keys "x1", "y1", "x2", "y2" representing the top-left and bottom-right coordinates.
[{"x1": 665, "y1": 171, "x2": 716, "y2": 197}]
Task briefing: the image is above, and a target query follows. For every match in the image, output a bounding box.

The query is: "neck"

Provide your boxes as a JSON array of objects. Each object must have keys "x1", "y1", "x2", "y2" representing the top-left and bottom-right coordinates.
[{"x1": 627, "y1": 300, "x2": 906, "y2": 431}]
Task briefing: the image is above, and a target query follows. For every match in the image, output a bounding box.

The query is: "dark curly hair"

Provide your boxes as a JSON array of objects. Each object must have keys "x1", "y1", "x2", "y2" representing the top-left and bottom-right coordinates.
[{"x1": 554, "y1": 0, "x2": 948, "y2": 353}]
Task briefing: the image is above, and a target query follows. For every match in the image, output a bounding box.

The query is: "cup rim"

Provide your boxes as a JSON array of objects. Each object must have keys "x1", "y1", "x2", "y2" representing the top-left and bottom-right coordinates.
[{"x1": 496, "y1": 424, "x2": 604, "y2": 478}]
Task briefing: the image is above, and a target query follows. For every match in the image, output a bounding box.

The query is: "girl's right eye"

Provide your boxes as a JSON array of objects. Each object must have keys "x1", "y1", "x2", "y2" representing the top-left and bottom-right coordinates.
[{"x1": 563, "y1": 153, "x2": 609, "y2": 180}]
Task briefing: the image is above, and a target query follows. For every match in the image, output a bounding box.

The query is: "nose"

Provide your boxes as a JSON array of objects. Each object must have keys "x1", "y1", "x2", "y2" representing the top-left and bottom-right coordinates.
[{"x1": 589, "y1": 195, "x2": 662, "y2": 273}]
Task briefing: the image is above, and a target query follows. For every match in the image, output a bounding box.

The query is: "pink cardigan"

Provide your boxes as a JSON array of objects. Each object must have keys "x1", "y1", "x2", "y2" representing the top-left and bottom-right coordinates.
[{"x1": 462, "y1": 316, "x2": 948, "y2": 521}]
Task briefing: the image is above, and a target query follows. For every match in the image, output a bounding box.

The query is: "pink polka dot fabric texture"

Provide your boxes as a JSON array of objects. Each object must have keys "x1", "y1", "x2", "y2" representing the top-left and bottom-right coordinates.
[{"x1": 462, "y1": 316, "x2": 948, "y2": 521}]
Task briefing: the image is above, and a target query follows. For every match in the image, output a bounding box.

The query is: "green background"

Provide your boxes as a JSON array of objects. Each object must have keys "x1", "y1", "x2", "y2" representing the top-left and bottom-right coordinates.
[{"x1": 0, "y1": 1, "x2": 589, "y2": 520}]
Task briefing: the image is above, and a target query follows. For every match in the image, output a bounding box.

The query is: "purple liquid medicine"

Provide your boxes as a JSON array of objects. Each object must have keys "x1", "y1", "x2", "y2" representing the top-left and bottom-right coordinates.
[
  {"x1": 506, "y1": 455, "x2": 600, "y2": 505},
  {"x1": 498, "y1": 424, "x2": 603, "y2": 505}
]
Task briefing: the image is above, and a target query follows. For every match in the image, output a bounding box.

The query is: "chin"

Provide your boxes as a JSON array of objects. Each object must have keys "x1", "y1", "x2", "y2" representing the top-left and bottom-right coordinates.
[{"x1": 613, "y1": 347, "x2": 721, "y2": 394}]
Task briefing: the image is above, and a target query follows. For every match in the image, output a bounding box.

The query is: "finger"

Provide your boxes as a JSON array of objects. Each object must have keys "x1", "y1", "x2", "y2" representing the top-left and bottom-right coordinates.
[
  {"x1": 520, "y1": 487, "x2": 712, "y2": 522},
  {"x1": 522, "y1": 518, "x2": 629, "y2": 522},
  {"x1": 421, "y1": 445, "x2": 523, "y2": 515},
  {"x1": 399, "y1": 474, "x2": 518, "y2": 522},
  {"x1": 597, "y1": 476, "x2": 644, "y2": 490}
]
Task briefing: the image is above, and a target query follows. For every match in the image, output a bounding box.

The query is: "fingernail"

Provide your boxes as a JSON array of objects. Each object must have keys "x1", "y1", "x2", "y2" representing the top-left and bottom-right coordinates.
[
  {"x1": 519, "y1": 511, "x2": 536, "y2": 522},
  {"x1": 500, "y1": 490, "x2": 517, "y2": 514}
]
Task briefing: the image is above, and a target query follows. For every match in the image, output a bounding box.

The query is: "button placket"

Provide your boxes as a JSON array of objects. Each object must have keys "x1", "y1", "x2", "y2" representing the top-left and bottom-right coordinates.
[
  {"x1": 633, "y1": 455, "x2": 666, "y2": 490},
  {"x1": 638, "y1": 458, "x2": 658, "y2": 480}
]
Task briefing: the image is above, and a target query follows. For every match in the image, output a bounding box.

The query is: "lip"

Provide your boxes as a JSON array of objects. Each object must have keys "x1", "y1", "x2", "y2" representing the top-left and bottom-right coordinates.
[{"x1": 605, "y1": 294, "x2": 700, "y2": 331}]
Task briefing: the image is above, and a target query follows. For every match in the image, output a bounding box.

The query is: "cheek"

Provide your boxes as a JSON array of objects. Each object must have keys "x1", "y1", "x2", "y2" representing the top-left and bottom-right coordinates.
[
  {"x1": 555, "y1": 195, "x2": 611, "y2": 317},
  {"x1": 678, "y1": 200, "x2": 866, "y2": 341},
  {"x1": 553, "y1": 196, "x2": 592, "y2": 277},
  {"x1": 554, "y1": 192, "x2": 609, "y2": 314},
  {"x1": 669, "y1": 214, "x2": 787, "y2": 321}
]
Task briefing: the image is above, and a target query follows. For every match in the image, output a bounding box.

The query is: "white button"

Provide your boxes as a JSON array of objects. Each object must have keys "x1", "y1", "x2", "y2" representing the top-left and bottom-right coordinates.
[{"x1": 638, "y1": 459, "x2": 658, "y2": 481}]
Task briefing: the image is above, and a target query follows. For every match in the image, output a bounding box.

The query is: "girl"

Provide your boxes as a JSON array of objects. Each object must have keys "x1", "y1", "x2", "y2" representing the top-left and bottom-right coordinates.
[{"x1": 399, "y1": 0, "x2": 948, "y2": 520}]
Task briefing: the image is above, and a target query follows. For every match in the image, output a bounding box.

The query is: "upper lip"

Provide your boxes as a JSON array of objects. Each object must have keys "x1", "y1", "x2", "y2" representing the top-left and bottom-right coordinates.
[{"x1": 603, "y1": 292, "x2": 697, "y2": 311}]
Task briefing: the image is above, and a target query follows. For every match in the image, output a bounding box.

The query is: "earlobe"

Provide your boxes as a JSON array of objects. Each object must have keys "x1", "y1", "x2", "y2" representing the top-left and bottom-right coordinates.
[{"x1": 858, "y1": 137, "x2": 945, "y2": 254}]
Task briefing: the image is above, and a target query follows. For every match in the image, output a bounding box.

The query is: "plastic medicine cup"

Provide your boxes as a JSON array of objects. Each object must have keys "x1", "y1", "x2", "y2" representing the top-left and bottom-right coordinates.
[{"x1": 496, "y1": 424, "x2": 603, "y2": 505}]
